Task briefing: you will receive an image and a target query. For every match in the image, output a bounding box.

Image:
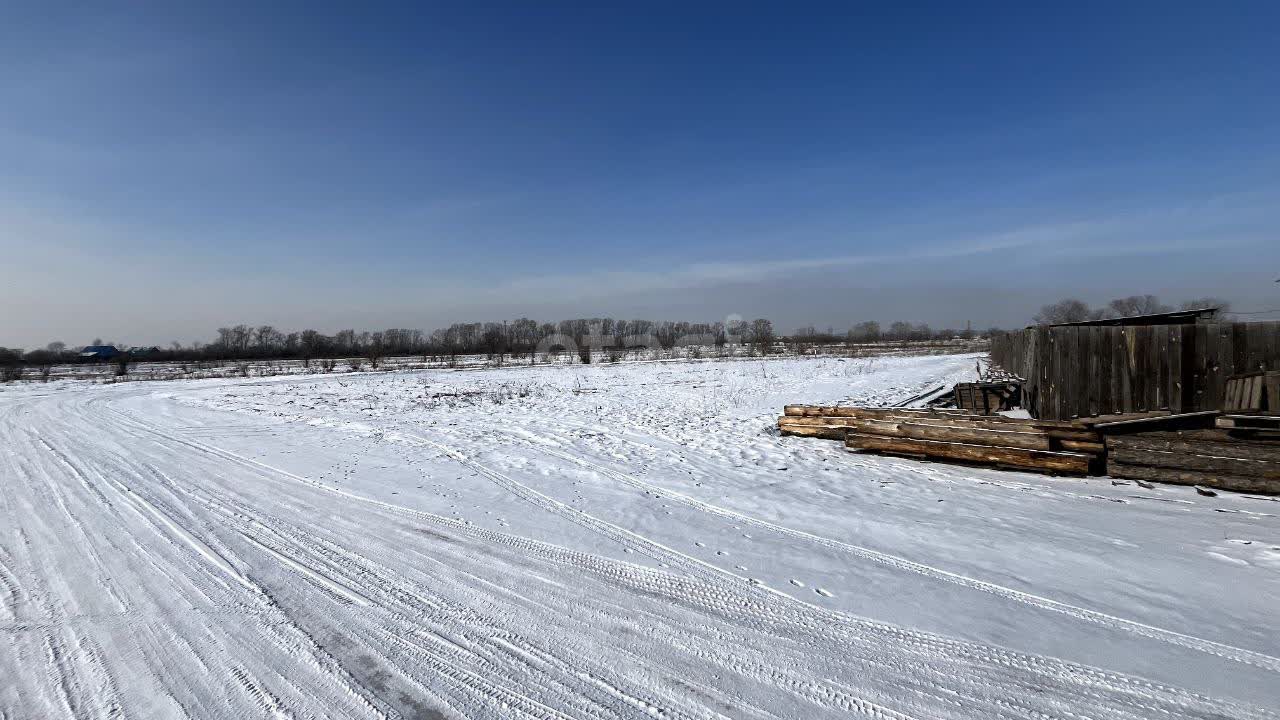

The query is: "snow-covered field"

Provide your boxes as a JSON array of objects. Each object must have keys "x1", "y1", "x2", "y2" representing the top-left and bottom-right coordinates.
[{"x1": 2, "y1": 353, "x2": 1278, "y2": 719}]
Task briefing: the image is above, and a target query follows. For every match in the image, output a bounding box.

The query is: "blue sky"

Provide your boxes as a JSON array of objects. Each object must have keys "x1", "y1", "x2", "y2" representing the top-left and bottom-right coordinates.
[{"x1": 3, "y1": 2, "x2": 1279, "y2": 346}]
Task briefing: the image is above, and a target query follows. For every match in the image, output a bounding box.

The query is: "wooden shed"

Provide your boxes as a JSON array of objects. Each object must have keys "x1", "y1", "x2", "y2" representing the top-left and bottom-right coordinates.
[{"x1": 990, "y1": 313, "x2": 1280, "y2": 421}]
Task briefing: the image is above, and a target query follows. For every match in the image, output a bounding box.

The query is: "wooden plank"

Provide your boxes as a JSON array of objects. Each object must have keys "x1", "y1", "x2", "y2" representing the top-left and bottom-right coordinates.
[
  {"x1": 1087, "y1": 326, "x2": 1100, "y2": 417},
  {"x1": 1224, "y1": 376, "x2": 1240, "y2": 410},
  {"x1": 845, "y1": 433, "x2": 1092, "y2": 474},
  {"x1": 1217, "y1": 415, "x2": 1280, "y2": 430},
  {"x1": 1246, "y1": 322, "x2": 1268, "y2": 374},
  {"x1": 1107, "y1": 461, "x2": 1280, "y2": 495},
  {"x1": 1063, "y1": 326, "x2": 1078, "y2": 417},
  {"x1": 1193, "y1": 322, "x2": 1211, "y2": 412},
  {"x1": 1106, "y1": 432, "x2": 1280, "y2": 462},
  {"x1": 1091, "y1": 410, "x2": 1220, "y2": 433},
  {"x1": 1109, "y1": 447, "x2": 1280, "y2": 479},
  {"x1": 1047, "y1": 328, "x2": 1061, "y2": 420},
  {"x1": 1232, "y1": 321, "x2": 1249, "y2": 377},
  {"x1": 1249, "y1": 375, "x2": 1265, "y2": 409},
  {"x1": 1268, "y1": 371, "x2": 1280, "y2": 413},
  {"x1": 1265, "y1": 323, "x2": 1280, "y2": 377},
  {"x1": 1129, "y1": 327, "x2": 1144, "y2": 412},
  {"x1": 1039, "y1": 325, "x2": 1052, "y2": 418},
  {"x1": 1074, "y1": 325, "x2": 1088, "y2": 417},
  {"x1": 1072, "y1": 410, "x2": 1170, "y2": 427},
  {"x1": 1152, "y1": 325, "x2": 1162, "y2": 409},
  {"x1": 1098, "y1": 326, "x2": 1115, "y2": 415},
  {"x1": 1155, "y1": 324, "x2": 1169, "y2": 410},
  {"x1": 1203, "y1": 324, "x2": 1220, "y2": 410},
  {"x1": 1179, "y1": 324, "x2": 1196, "y2": 413},
  {"x1": 1038, "y1": 325, "x2": 1050, "y2": 418},
  {"x1": 1215, "y1": 323, "x2": 1235, "y2": 408},
  {"x1": 1120, "y1": 327, "x2": 1135, "y2": 414}
]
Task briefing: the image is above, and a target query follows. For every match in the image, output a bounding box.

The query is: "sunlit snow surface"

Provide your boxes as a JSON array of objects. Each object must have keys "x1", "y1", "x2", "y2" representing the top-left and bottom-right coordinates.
[{"x1": 2, "y1": 353, "x2": 1277, "y2": 718}]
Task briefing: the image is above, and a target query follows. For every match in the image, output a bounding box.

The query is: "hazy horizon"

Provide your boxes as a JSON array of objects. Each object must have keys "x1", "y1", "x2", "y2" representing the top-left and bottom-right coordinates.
[{"x1": 4, "y1": 3, "x2": 1279, "y2": 348}]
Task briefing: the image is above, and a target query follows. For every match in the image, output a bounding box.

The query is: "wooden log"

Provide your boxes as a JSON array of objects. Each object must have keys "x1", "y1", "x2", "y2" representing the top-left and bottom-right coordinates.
[
  {"x1": 1105, "y1": 432, "x2": 1280, "y2": 461},
  {"x1": 1108, "y1": 447, "x2": 1280, "y2": 479},
  {"x1": 845, "y1": 433, "x2": 1092, "y2": 474},
  {"x1": 1056, "y1": 439, "x2": 1107, "y2": 453},
  {"x1": 777, "y1": 424, "x2": 847, "y2": 440},
  {"x1": 796, "y1": 405, "x2": 1055, "y2": 426},
  {"x1": 1044, "y1": 429, "x2": 1107, "y2": 443},
  {"x1": 788, "y1": 405, "x2": 977, "y2": 418},
  {"x1": 778, "y1": 416, "x2": 848, "y2": 427},
  {"x1": 1107, "y1": 461, "x2": 1280, "y2": 495},
  {"x1": 845, "y1": 418, "x2": 1059, "y2": 452},
  {"x1": 781, "y1": 412, "x2": 1102, "y2": 441}
]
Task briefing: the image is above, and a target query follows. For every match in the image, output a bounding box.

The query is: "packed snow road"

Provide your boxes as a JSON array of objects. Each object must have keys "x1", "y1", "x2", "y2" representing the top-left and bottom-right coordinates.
[{"x1": 2, "y1": 354, "x2": 1278, "y2": 719}]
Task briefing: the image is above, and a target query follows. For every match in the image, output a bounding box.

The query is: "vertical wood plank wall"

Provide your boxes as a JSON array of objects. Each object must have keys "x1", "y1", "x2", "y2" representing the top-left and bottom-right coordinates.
[{"x1": 989, "y1": 322, "x2": 1280, "y2": 420}]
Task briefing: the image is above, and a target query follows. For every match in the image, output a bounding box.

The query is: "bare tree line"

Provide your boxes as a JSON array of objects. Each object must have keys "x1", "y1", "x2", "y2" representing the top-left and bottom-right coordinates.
[
  {"x1": 790, "y1": 320, "x2": 998, "y2": 345},
  {"x1": 3, "y1": 317, "x2": 780, "y2": 373},
  {"x1": 1032, "y1": 296, "x2": 1231, "y2": 325},
  {"x1": 3, "y1": 313, "x2": 1012, "y2": 383}
]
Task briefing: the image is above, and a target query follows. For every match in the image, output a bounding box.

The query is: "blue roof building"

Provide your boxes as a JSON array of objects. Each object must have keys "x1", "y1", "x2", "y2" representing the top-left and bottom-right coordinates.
[{"x1": 79, "y1": 345, "x2": 120, "y2": 360}]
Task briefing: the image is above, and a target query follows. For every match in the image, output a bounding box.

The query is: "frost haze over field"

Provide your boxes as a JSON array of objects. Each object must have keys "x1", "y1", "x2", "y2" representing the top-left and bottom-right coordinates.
[{"x1": 2, "y1": 354, "x2": 1278, "y2": 718}]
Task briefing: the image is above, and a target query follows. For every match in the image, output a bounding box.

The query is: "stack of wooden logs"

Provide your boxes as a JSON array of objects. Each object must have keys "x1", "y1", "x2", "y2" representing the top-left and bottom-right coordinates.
[
  {"x1": 1106, "y1": 429, "x2": 1280, "y2": 494},
  {"x1": 781, "y1": 404, "x2": 1280, "y2": 494},
  {"x1": 779, "y1": 405, "x2": 1105, "y2": 475}
]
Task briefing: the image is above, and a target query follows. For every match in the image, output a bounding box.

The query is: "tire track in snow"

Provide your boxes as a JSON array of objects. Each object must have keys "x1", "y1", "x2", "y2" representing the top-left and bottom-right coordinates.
[
  {"x1": 114, "y1": 404, "x2": 1276, "y2": 720},
  {"x1": 50, "y1": 384, "x2": 1275, "y2": 718},
  {"x1": 96, "y1": 413, "x2": 681, "y2": 718},
  {"x1": 508, "y1": 428, "x2": 1280, "y2": 676},
  {"x1": 7, "y1": 397, "x2": 394, "y2": 720},
  {"x1": 108, "y1": 400, "x2": 736, "y2": 589},
  {"x1": 106, "y1": 405, "x2": 953, "y2": 718},
  {"x1": 0, "y1": 552, "x2": 21, "y2": 622}
]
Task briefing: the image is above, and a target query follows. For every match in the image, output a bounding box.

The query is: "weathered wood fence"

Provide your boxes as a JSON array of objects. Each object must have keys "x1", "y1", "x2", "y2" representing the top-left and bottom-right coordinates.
[{"x1": 990, "y1": 322, "x2": 1280, "y2": 420}]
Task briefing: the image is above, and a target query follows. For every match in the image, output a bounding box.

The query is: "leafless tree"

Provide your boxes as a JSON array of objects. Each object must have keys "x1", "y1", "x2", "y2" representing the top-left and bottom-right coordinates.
[
  {"x1": 364, "y1": 332, "x2": 385, "y2": 369},
  {"x1": 848, "y1": 321, "x2": 881, "y2": 342},
  {"x1": 1098, "y1": 295, "x2": 1171, "y2": 319},
  {"x1": 1033, "y1": 299, "x2": 1093, "y2": 325},
  {"x1": 1180, "y1": 297, "x2": 1231, "y2": 314},
  {"x1": 886, "y1": 321, "x2": 914, "y2": 340},
  {"x1": 749, "y1": 318, "x2": 774, "y2": 355}
]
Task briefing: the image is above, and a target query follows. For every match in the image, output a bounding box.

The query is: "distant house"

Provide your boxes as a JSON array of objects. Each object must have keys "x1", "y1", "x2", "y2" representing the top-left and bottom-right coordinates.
[
  {"x1": 79, "y1": 345, "x2": 121, "y2": 360},
  {"x1": 128, "y1": 346, "x2": 161, "y2": 357}
]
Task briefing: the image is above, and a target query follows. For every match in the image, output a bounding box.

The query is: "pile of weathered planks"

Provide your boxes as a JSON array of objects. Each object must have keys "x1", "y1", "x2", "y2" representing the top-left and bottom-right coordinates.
[
  {"x1": 1106, "y1": 428, "x2": 1280, "y2": 494},
  {"x1": 952, "y1": 382, "x2": 1021, "y2": 414},
  {"x1": 778, "y1": 405, "x2": 1106, "y2": 475},
  {"x1": 781, "y1": 404, "x2": 1280, "y2": 494}
]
